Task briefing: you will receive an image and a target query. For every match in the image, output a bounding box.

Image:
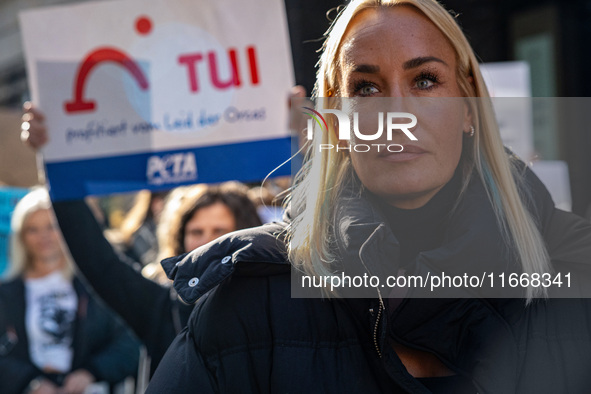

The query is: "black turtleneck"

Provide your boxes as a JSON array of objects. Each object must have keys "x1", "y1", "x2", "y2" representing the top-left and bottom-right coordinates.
[{"x1": 373, "y1": 167, "x2": 463, "y2": 269}]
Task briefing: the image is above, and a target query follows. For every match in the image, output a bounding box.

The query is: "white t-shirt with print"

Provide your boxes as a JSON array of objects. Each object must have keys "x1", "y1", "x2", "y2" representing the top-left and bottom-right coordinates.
[{"x1": 25, "y1": 271, "x2": 77, "y2": 373}]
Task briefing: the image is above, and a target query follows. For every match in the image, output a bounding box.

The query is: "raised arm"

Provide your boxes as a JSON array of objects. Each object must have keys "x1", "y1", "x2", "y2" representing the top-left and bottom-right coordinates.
[{"x1": 23, "y1": 104, "x2": 182, "y2": 367}]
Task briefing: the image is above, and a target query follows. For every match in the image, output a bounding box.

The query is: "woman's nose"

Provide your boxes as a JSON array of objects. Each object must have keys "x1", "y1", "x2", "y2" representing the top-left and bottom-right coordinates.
[{"x1": 383, "y1": 82, "x2": 408, "y2": 98}]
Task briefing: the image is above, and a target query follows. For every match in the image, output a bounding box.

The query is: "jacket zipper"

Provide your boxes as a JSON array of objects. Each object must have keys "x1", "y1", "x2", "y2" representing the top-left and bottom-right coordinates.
[
  {"x1": 372, "y1": 303, "x2": 383, "y2": 358},
  {"x1": 372, "y1": 291, "x2": 385, "y2": 358}
]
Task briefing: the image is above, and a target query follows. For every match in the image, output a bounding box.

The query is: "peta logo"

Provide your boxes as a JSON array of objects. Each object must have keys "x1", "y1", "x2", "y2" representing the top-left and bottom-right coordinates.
[{"x1": 146, "y1": 152, "x2": 197, "y2": 185}]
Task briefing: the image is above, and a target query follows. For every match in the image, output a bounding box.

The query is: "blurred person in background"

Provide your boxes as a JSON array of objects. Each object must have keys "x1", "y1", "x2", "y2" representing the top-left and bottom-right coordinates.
[
  {"x1": 0, "y1": 188, "x2": 139, "y2": 394},
  {"x1": 143, "y1": 182, "x2": 262, "y2": 283},
  {"x1": 21, "y1": 106, "x2": 263, "y2": 378}
]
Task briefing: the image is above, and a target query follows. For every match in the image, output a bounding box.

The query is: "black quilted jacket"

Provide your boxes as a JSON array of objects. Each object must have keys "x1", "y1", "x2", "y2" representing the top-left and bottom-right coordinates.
[{"x1": 149, "y1": 167, "x2": 591, "y2": 393}]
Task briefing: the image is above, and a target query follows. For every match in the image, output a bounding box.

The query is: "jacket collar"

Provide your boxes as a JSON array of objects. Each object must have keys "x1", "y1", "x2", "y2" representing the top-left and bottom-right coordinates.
[{"x1": 162, "y1": 221, "x2": 289, "y2": 304}]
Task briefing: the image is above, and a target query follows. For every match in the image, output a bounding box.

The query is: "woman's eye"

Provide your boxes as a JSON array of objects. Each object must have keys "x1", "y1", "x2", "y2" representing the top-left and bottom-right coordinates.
[
  {"x1": 416, "y1": 78, "x2": 434, "y2": 90},
  {"x1": 414, "y1": 71, "x2": 440, "y2": 91},
  {"x1": 361, "y1": 85, "x2": 378, "y2": 95},
  {"x1": 354, "y1": 84, "x2": 379, "y2": 96}
]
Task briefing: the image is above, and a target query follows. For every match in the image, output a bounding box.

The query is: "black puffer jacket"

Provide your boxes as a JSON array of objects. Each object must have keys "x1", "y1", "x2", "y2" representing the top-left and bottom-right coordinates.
[{"x1": 147, "y1": 169, "x2": 591, "y2": 393}]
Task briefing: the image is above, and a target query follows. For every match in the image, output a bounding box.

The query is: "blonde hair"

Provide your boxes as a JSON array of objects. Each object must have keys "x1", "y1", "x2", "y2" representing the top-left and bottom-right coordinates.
[
  {"x1": 8, "y1": 187, "x2": 74, "y2": 279},
  {"x1": 287, "y1": 0, "x2": 551, "y2": 301}
]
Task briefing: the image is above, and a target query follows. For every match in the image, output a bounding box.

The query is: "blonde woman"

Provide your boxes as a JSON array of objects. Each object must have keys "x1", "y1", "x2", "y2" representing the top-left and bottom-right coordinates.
[
  {"x1": 148, "y1": 1, "x2": 591, "y2": 393},
  {"x1": 0, "y1": 188, "x2": 139, "y2": 394}
]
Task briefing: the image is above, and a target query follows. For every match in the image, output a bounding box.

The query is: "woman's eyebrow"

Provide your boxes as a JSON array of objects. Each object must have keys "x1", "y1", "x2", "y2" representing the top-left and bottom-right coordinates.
[
  {"x1": 403, "y1": 56, "x2": 447, "y2": 69},
  {"x1": 349, "y1": 56, "x2": 447, "y2": 74},
  {"x1": 350, "y1": 64, "x2": 380, "y2": 74}
]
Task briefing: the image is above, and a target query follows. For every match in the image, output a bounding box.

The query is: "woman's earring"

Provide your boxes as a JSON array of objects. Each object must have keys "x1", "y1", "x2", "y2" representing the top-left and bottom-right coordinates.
[{"x1": 468, "y1": 125, "x2": 475, "y2": 137}]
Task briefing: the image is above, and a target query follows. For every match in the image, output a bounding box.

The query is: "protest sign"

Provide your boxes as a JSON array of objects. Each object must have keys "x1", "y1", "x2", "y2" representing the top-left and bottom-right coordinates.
[
  {"x1": 19, "y1": 0, "x2": 294, "y2": 200},
  {"x1": 480, "y1": 61, "x2": 534, "y2": 162}
]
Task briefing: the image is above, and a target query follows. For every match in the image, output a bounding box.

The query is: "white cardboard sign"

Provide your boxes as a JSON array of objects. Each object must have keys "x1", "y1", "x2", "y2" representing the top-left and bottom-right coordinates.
[{"x1": 20, "y1": 0, "x2": 294, "y2": 199}]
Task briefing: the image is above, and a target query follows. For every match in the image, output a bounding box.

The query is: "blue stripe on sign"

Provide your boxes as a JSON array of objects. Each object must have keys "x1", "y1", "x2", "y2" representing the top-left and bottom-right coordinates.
[{"x1": 46, "y1": 137, "x2": 292, "y2": 201}]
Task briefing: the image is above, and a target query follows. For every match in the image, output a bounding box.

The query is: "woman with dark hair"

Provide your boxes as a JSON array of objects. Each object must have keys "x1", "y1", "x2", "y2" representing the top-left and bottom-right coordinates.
[
  {"x1": 170, "y1": 182, "x2": 262, "y2": 257},
  {"x1": 143, "y1": 182, "x2": 262, "y2": 284},
  {"x1": 146, "y1": 1, "x2": 591, "y2": 393}
]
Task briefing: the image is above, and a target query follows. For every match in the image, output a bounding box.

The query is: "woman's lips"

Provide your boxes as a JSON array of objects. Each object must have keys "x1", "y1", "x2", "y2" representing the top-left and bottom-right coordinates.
[{"x1": 377, "y1": 145, "x2": 426, "y2": 162}]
